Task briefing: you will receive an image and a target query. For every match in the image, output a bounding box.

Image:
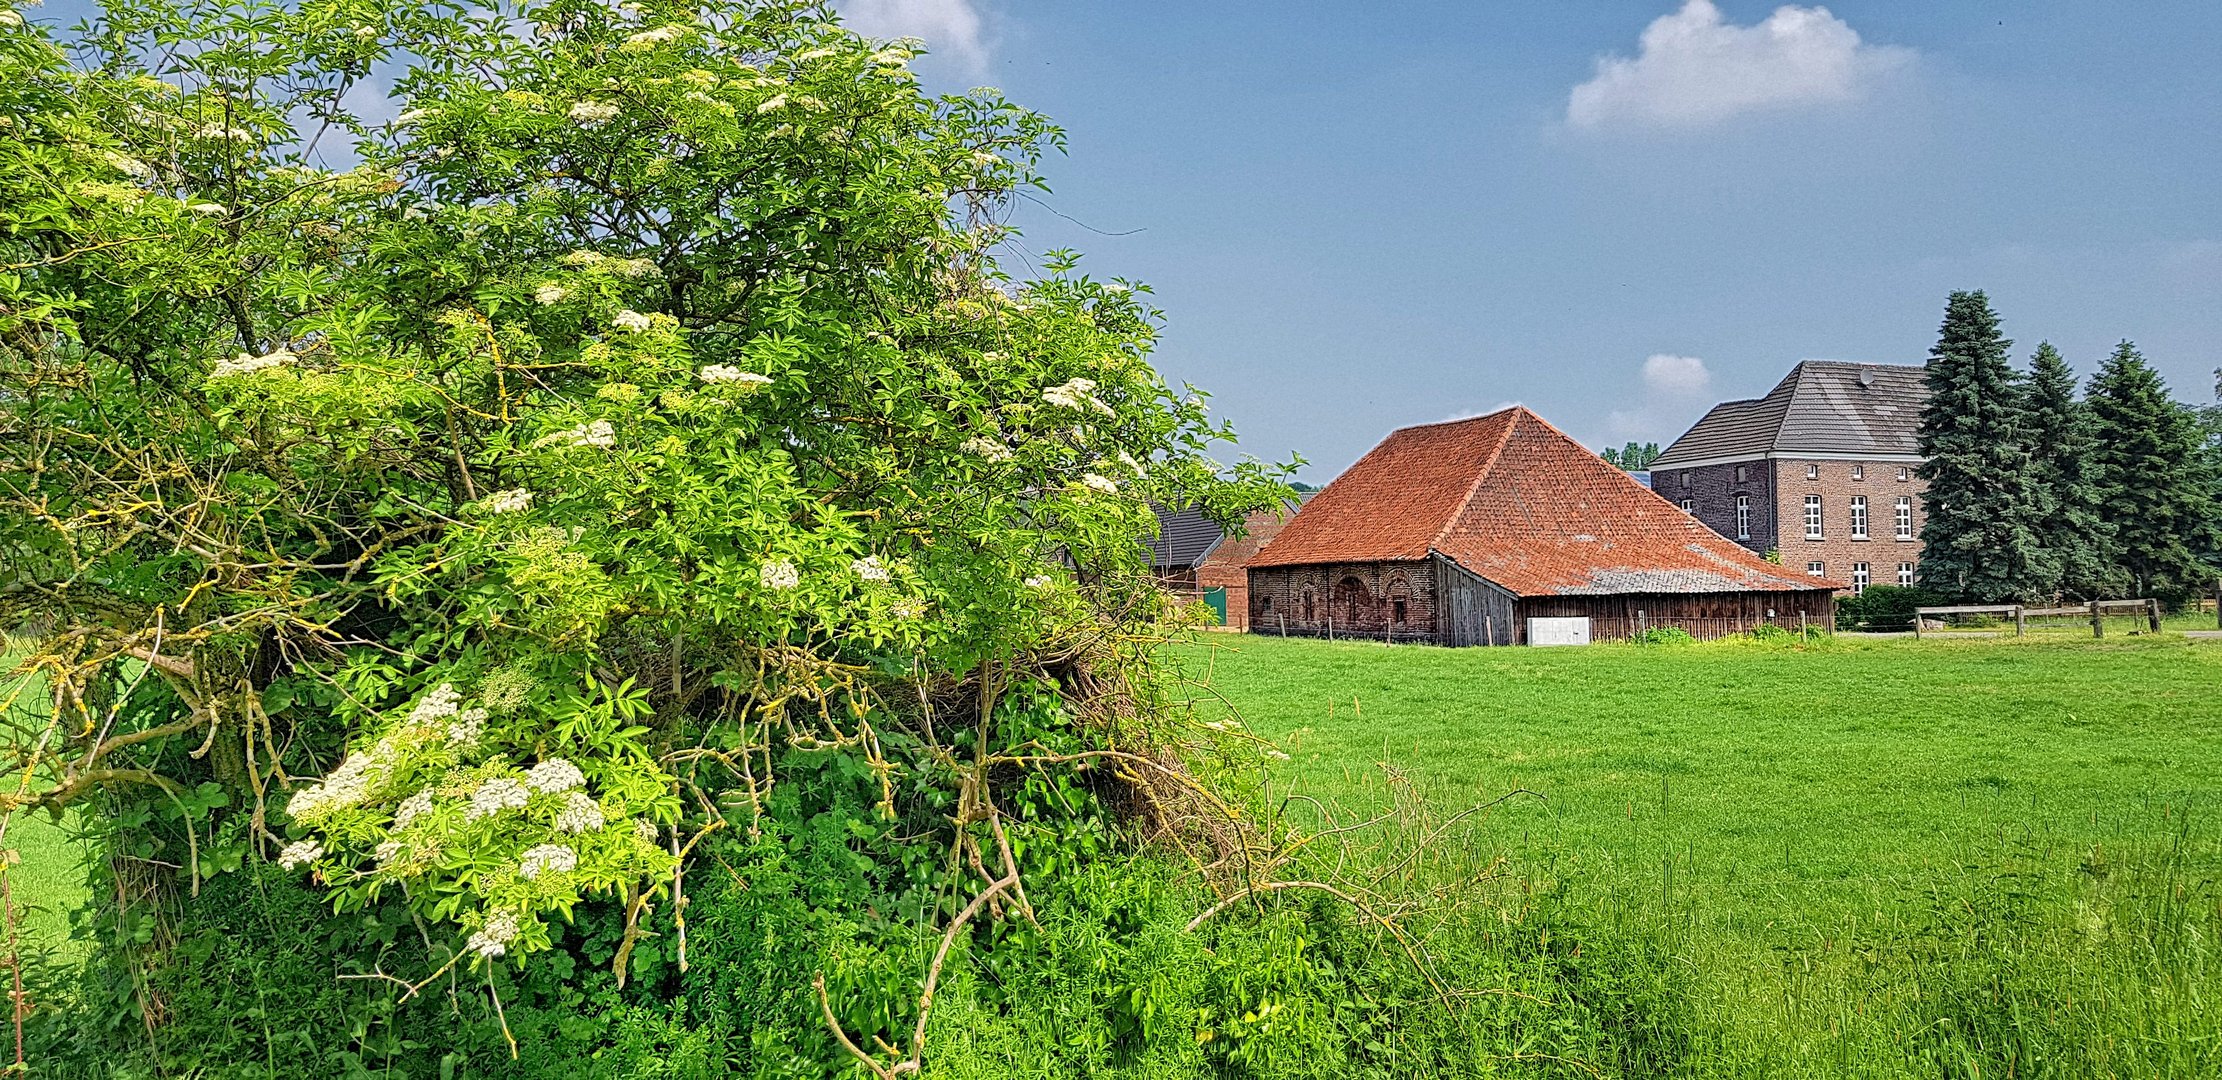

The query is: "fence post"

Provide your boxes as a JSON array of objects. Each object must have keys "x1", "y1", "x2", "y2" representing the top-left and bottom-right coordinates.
[
  {"x1": 2089, "y1": 600, "x2": 2103, "y2": 639},
  {"x1": 2148, "y1": 598, "x2": 2162, "y2": 634},
  {"x1": 2014, "y1": 605, "x2": 2026, "y2": 638},
  {"x1": 1637, "y1": 610, "x2": 1647, "y2": 644},
  {"x1": 1278, "y1": 612, "x2": 1286, "y2": 638},
  {"x1": 1913, "y1": 608, "x2": 1922, "y2": 639},
  {"x1": 1326, "y1": 613, "x2": 1333, "y2": 642},
  {"x1": 1800, "y1": 611, "x2": 1809, "y2": 638}
]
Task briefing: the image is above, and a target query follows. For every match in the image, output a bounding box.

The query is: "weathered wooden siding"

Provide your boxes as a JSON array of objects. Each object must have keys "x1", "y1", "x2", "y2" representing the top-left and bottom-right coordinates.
[
  {"x1": 1515, "y1": 589, "x2": 1834, "y2": 641},
  {"x1": 1436, "y1": 555, "x2": 1517, "y2": 646}
]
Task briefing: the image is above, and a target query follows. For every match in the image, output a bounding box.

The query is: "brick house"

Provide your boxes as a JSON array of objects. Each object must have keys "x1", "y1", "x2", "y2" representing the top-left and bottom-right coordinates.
[
  {"x1": 1245, "y1": 407, "x2": 1836, "y2": 645},
  {"x1": 1650, "y1": 361, "x2": 1929, "y2": 595},
  {"x1": 1149, "y1": 499, "x2": 1308, "y2": 629}
]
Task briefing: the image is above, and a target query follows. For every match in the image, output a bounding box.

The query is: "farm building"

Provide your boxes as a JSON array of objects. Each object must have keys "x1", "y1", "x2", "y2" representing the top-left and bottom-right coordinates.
[
  {"x1": 1148, "y1": 498, "x2": 1310, "y2": 628},
  {"x1": 1245, "y1": 407, "x2": 1838, "y2": 645},
  {"x1": 1650, "y1": 360, "x2": 1929, "y2": 594}
]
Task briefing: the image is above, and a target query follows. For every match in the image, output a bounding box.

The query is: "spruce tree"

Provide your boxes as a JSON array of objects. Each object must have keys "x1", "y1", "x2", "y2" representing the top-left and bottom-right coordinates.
[
  {"x1": 2022, "y1": 343, "x2": 2115, "y2": 598},
  {"x1": 1914, "y1": 291, "x2": 2058, "y2": 602},
  {"x1": 2085, "y1": 342, "x2": 2212, "y2": 601}
]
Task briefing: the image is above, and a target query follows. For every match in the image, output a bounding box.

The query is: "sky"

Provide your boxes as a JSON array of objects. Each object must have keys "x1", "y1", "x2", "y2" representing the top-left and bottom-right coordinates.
[
  {"x1": 26, "y1": 1, "x2": 2221, "y2": 481},
  {"x1": 850, "y1": 0, "x2": 2222, "y2": 481}
]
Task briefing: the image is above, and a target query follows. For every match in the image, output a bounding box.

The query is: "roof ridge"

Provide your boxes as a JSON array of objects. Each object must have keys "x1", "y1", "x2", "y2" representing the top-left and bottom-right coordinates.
[
  {"x1": 1429, "y1": 406, "x2": 1523, "y2": 551},
  {"x1": 1385, "y1": 407, "x2": 1524, "y2": 435}
]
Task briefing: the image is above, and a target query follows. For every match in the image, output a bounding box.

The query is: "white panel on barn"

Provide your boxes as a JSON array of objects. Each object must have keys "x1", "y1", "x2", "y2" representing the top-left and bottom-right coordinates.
[{"x1": 1526, "y1": 617, "x2": 1591, "y2": 646}]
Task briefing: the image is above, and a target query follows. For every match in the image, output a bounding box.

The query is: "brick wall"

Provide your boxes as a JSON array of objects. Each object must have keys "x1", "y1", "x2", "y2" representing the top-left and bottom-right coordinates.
[
  {"x1": 1658, "y1": 460, "x2": 1780, "y2": 554},
  {"x1": 1246, "y1": 561, "x2": 1439, "y2": 641},
  {"x1": 1772, "y1": 459, "x2": 1926, "y2": 591}
]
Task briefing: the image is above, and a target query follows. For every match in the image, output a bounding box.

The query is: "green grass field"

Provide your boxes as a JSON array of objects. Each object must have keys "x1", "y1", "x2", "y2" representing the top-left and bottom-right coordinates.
[{"x1": 1184, "y1": 632, "x2": 2222, "y2": 1076}]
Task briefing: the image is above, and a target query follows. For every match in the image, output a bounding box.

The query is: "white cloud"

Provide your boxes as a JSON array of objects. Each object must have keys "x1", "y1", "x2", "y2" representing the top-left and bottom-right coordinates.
[
  {"x1": 1438, "y1": 400, "x2": 1524, "y2": 423},
  {"x1": 837, "y1": 0, "x2": 989, "y2": 74},
  {"x1": 1567, "y1": 1, "x2": 1912, "y2": 130},
  {"x1": 1608, "y1": 354, "x2": 1713, "y2": 439}
]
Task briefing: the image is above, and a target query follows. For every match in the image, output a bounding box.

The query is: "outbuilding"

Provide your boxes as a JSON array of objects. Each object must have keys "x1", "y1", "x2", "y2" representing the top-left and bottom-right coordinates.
[{"x1": 1245, "y1": 407, "x2": 1838, "y2": 644}]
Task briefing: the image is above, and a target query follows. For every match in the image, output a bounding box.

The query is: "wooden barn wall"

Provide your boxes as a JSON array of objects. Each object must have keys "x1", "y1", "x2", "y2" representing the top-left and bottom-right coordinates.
[
  {"x1": 1435, "y1": 556, "x2": 1517, "y2": 646},
  {"x1": 1516, "y1": 590, "x2": 1835, "y2": 642}
]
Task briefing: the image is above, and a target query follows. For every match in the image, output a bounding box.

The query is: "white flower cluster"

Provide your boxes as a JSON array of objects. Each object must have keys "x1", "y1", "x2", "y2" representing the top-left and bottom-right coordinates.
[
  {"x1": 889, "y1": 598, "x2": 924, "y2": 621},
  {"x1": 373, "y1": 839, "x2": 403, "y2": 863},
  {"x1": 445, "y1": 707, "x2": 486, "y2": 748},
  {"x1": 517, "y1": 843, "x2": 577, "y2": 880},
  {"x1": 541, "y1": 419, "x2": 616, "y2": 448},
  {"x1": 1024, "y1": 574, "x2": 1055, "y2": 589},
  {"x1": 209, "y1": 348, "x2": 296, "y2": 380},
  {"x1": 755, "y1": 94, "x2": 788, "y2": 114},
  {"x1": 612, "y1": 309, "x2": 655, "y2": 332},
  {"x1": 467, "y1": 777, "x2": 531, "y2": 821},
  {"x1": 533, "y1": 283, "x2": 569, "y2": 305},
  {"x1": 405, "y1": 683, "x2": 487, "y2": 747},
  {"x1": 961, "y1": 435, "x2": 1013, "y2": 463},
  {"x1": 479, "y1": 488, "x2": 533, "y2": 515},
  {"x1": 277, "y1": 839, "x2": 324, "y2": 870},
  {"x1": 186, "y1": 202, "x2": 228, "y2": 216},
  {"x1": 760, "y1": 560, "x2": 800, "y2": 590},
  {"x1": 1042, "y1": 377, "x2": 1115, "y2": 416},
  {"x1": 851, "y1": 556, "x2": 890, "y2": 582},
  {"x1": 393, "y1": 789, "x2": 434, "y2": 829},
  {"x1": 869, "y1": 46, "x2": 913, "y2": 66},
  {"x1": 0, "y1": 11, "x2": 21, "y2": 28},
  {"x1": 409, "y1": 683, "x2": 462, "y2": 725},
  {"x1": 195, "y1": 123, "x2": 254, "y2": 142},
  {"x1": 553, "y1": 791, "x2": 604, "y2": 834},
  {"x1": 525, "y1": 758, "x2": 585, "y2": 793},
  {"x1": 560, "y1": 250, "x2": 657, "y2": 278},
  {"x1": 634, "y1": 818, "x2": 660, "y2": 843},
  {"x1": 1079, "y1": 473, "x2": 1119, "y2": 495},
  {"x1": 468, "y1": 909, "x2": 520, "y2": 958},
  {"x1": 698, "y1": 365, "x2": 772, "y2": 391},
  {"x1": 569, "y1": 100, "x2": 621, "y2": 127},
  {"x1": 288, "y1": 749, "x2": 384, "y2": 819},
  {"x1": 1117, "y1": 451, "x2": 1148, "y2": 477},
  {"x1": 104, "y1": 151, "x2": 152, "y2": 179},
  {"x1": 395, "y1": 107, "x2": 434, "y2": 126},
  {"x1": 620, "y1": 25, "x2": 687, "y2": 51}
]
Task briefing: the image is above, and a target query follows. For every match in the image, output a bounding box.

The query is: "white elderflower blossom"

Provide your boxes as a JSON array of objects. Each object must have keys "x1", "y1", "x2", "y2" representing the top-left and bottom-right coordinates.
[
  {"x1": 0, "y1": 11, "x2": 21, "y2": 28},
  {"x1": 208, "y1": 348, "x2": 295, "y2": 379},
  {"x1": 394, "y1": 107, "x2": 433, "y2": 126},
  {"x1": 186, "y1": 202, "x2": 227, "y2": 217},
  {"x1": 444, "y1": 707, "x2": 486, "y2": 749},
  {"x1": 288, "y1": 749, "x2": 384, "y2": 819},
  {"x1": 851, "y1": 556, "x2": 890, "y2": 582},
  {"x1": 890, "y1": 598, "x2": 924, "y2": 621},
  {"x1": 373, "y1": 839, "x2": 403, "y2": 864},
  {"x1": 195, "y1": 123, "x2": 254, "y2": 142},
  {"x1": 610, "y1": 257, "x2": 658, "y2": 279},
  {"x1": 960, "y1": 436, "x2": 1012, "y2": 463},
  {"x1": 553, "y1": 791, "x2": 604, "y2": 834},
  {"x1": 480, "y1": 488, "x2": 533, "y2": 515},
  {"x1": 538, "y1": 419, "x2": 617, "y2": 449},
  {"x1": 634, "y1": 818, "x2": 660, "y2": 843},
  {"x1": 1079, "y1": 473, "x2": 1119, "y2": 495},
  {"x1": 277, "y1": 839, "x2": 324, "y2": 870},
  {"x1": 1042, "y1": 377, "x2": 1114, "y2": 416},
  {"x1": 408, "y1": 683, "x2": 461, "y2": 726},
  {"x1": 533, "y1": 283, "x2": 569, "y2": 305},
  {"x1": 104, "y1": 151, "x2": 151, "y2": 178},
  {"x1": 612, "y1": 309, "x2": 654, "y2": 332},
  {"x1": 869, "y1": 47, "x2": 912, "y2": 66},
  {"x1": 468, "y1": 909, "x2": 520, "y2": 958},
  {"x1": 466, "y1": 777, "x2": 531, "y2": 821},
  {"x1": 568, "y1": 100, "x2": 621, "y2": 127},
  {"x1": 560, "y1": 249, "x2": 604, "y2": 267},
  {"x1": 524, "y1": 758, "x2": 585, "y2": 793},
  {"x1": 353, "y1": 24, "x2": 376, "y2": 39},
  {"x1": 698, "y1": 365, "x2": 773, "y2": 392},
  {"x1": 620, "y1": 25, "x2": 687, "y2": 51},
  {"x1": 759, "y1": 560, "x2": 800, "y2": 590},
  {"x1": 616, "y1": 1, "x2": 643, "y2": 14},
  {"x1": 393, "y1": 789, "x2": 434, "y2": 830},
  {"x1": 755, "y1": 93, "x2": 787, "y2": 114},
  {"x1": 1024, "y1": 574, "x2": 1055, "y2": 589},
  {"x1": 1117, "y1": 451, "x2": 1148, "y2": 477},
  {"x1": 517, "y1": 843, "x2": 577, "y2": 880}
]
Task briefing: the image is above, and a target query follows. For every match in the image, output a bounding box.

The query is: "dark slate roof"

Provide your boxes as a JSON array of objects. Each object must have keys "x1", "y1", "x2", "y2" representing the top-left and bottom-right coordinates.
[
  {"x1": 1148, "y1": 505, "x2": 1228, "y2": 570},
  {"x1": 1651, "y1": 361, "x2": 1928, "y2": 468},
  {"x1": 1249, "y1": 407, "x2": 1836, "y2": 596}
]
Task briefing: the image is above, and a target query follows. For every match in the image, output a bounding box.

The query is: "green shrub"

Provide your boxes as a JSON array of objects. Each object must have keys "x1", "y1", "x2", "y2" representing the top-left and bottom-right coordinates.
[
  {"x1": 1836, "y1": 585, "x2": 1946, "y2": 631},
  {"x1": 1634, "y1": 626, "x2": 1697, "y2": 646}
]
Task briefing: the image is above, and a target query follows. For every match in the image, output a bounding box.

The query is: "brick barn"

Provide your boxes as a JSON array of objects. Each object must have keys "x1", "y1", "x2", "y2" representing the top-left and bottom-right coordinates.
[
  {"x1": 1149, "y1": 499, "x2": 1309, "y2": 629},
  {"x1": 1245, "y1": 407, "x2": 1838, "y2": 645}
]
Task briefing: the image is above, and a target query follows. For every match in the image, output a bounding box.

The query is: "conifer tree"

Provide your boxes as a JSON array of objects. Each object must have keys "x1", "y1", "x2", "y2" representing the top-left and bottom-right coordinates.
[
  {"x1": 2022, "y1": 343, "x2": 2115, "y2": 598},
  {"x1": 1914, "y1": 291, "x2": 2058, "y2": 601},
  {"x1": 2085, "y1": 342, "x2": 2212, "y2": 601}
]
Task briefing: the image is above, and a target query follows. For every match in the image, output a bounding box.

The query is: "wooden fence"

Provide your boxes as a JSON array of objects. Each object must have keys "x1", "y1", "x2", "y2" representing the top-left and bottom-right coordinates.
[{"x1": 1914, "y1": 599, "x2": 2163, "y2": 639}]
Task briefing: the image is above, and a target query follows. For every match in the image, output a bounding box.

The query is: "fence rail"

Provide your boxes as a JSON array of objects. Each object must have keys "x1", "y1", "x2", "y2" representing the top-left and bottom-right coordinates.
[{"x1": 1912, "y1": 599, "x2": 2161, "y2": 638}]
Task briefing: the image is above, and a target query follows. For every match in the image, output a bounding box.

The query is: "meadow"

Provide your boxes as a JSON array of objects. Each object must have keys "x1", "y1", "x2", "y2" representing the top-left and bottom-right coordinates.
[{"x1": 1184, "y1": 631, "x2": 2222, "y2": 1076}]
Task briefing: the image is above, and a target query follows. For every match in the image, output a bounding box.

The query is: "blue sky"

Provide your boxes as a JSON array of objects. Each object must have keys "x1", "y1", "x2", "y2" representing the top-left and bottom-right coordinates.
[
  {"x1": 855, "y1": 0, "x2": 2222, "y2": 480},
  {"x1": 28, "y1": 1, "x2": 2221, "y2": 480}
]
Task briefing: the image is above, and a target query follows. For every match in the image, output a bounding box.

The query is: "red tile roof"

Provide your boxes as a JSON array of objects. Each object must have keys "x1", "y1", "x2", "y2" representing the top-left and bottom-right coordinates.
[{"x1": 1249, "y1": 407, "x2": 1839, "y2": 596}]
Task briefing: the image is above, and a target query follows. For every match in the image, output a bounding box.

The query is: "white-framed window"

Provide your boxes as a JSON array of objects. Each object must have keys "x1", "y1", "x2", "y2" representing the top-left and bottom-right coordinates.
[
  {"x1": 1805, "y1": 463, "x2": 1820, "y2": 480},
  {"x1": 1896, "y1": 467, "x2": 1910, "y2": 481},
  {"x1": 1897, "y1": 562, "x2": 1915, "y2": 586},
  {"x1": 1851, "y1": 562, "x2": 1870, "y2": 594},
  {"x1": 1894, "y1": 496, "x2": 1913, "y2": 540},
  {"x1": 1851, "y1": 464, "x2": 1865, "y2": 480},
  {"x1": 1804, "y1": 495, "x2": 1823, "y2": 539},
  {"x1": 1735, "y1": 495, "x2": 1751, "y2": 540},
  {"x1": 1679, "y1": 498, "x2": 1694, "y2": 514},
  {"x1": 1681, "y1": 470, "x2": 1691, "y2": 488},
  {"x1": 1807, "y1": 560, "x2": 1826, "y2": 577},
  {"x1": 1850, "y1": 495, "x2": 1869, "y2": 539},
  {"x1": 1735, "y1": 464, "x2": 1749, "y2": 484}
]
